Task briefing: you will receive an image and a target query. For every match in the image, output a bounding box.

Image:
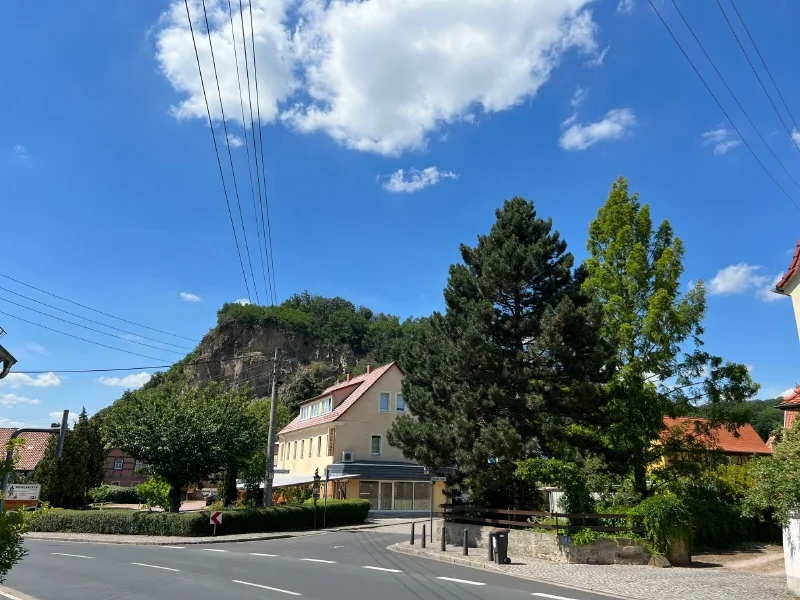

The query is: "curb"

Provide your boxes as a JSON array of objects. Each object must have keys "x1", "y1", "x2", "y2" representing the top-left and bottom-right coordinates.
[
  {"x1": 0, "y1": 586, "x2": 39, "y2": 600},
  {"x1": 388, "y1": 543, "x2": 638, "y2": 600},
  {"x1": 23, "y1": 518, "x2": 427, "y2": 546}
]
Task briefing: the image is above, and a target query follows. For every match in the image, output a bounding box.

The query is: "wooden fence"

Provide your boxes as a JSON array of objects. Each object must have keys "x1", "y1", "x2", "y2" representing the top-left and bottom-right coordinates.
[{"x1": 441, "y1": 504, "x2": 644, "y2": 536}]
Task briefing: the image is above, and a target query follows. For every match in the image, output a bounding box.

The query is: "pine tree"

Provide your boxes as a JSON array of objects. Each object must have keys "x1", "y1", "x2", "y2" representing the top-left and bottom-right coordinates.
[{"x1": 388, "y1": 197, "x2": 613, "y2": 509}]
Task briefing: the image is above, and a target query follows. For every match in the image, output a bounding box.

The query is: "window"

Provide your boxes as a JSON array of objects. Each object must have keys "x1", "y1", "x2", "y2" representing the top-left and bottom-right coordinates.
[
  {"x1": 311, "y1": 403, "x2": 320, "y2": 417},
  {"x1": 293, "y1": 441, "x2": 297, "y2": 459},
  {"x1": 371, "y1": 435, "x2": 382, "y2": 456},
  {"x1": 113, "y1": 458, "x2": 124, "y2": 471},
  {"x1": 134, "y1": 460, "x2": 144, "y2": 471},
  {"x1": 301, "y1": 440, "x2": 305, "y2": 459},
  {"x1": 317, "y1": 436, "x2": 322, "y2": 457},
  {"x1": 323, "y1": 398, "x2": 332, "y2": 413},
  {"x1": 396, "y1": 393, "x2": 406, "y2": 413},
  {"x1": 111, "y1": 481, "x2": 121, "y2": 486},
  {"x1": 379, "y1": 392, "x2": 390, "y2": 412},
  {"x1": 301, "y1": 406, "x2": 311, "y2": 420},
  {"x1": 280, "y1": 443, "x2": 285, "y2": 461}
]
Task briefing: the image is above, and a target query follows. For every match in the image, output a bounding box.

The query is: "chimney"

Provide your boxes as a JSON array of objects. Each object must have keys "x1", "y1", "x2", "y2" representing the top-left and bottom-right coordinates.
[
  {"x1": 346, "y1": 373, "x2": 351, "y2": 382},
  {"x1": 366, "y1": 365, "x2": 373, "y2": 374}
]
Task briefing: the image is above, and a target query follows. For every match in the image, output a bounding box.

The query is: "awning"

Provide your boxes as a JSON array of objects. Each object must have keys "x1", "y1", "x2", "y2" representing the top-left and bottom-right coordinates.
[{"x1": 237, "y1": 473, "x2": 360, "y2": 490}]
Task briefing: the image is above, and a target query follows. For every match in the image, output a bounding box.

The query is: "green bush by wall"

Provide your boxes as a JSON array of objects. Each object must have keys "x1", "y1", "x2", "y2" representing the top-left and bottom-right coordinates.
[
  {"x1": 88, "y1": 485, "x2": 143, "y2": 504},
  {"x1": 27, "y1": 499, "x2": 370, "y2": 537}
]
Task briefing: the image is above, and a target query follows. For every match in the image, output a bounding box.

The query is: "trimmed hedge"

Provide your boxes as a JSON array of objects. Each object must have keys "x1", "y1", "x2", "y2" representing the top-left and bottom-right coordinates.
[
  {"x1": 27, "y1": 499, "x2": 370, "y2": 537},
  {"x1": 88, "y1": 485, "x2": 143, "y2": 504}
]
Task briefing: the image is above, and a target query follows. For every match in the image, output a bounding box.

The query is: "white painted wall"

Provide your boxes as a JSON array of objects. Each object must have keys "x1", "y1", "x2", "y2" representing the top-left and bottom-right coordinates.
[{"x1": 784, "y1": 516, "x2": 800, "y2": 596}]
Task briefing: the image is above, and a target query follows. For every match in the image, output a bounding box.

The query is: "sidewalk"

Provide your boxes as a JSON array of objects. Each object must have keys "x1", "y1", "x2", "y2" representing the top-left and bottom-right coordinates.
[
  {"x1": 389, "y1": 542, "x2": 793, "y2": 600},
  {"x1": 24, "y1": 517, "x2": 430, "y2": 545}
]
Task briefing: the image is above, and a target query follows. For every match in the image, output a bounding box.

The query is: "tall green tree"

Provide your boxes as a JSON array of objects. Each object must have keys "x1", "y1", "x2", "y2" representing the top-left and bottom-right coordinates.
[
  {"x1": 104, "y1": 381, "x2": 261, "y2": 512},
  {"x1": 583, "y1": 177, "x2": 758, "y2": 496},
  {"x1": 33, "y1": 409, "x2": 104, "y2": 507},
  {"x1": 388, "y1": 197, "x2": 613, "y2": 509}
]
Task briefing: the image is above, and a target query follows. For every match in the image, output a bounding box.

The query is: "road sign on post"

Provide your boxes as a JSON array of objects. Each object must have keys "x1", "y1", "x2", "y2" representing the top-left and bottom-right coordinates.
[{"x1": 210, "y1": 511, "x2": 222, "y2": 536}]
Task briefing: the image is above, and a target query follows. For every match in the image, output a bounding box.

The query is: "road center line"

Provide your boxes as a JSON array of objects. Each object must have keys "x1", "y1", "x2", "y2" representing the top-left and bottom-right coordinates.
[
  {"x1": 249, "y1": 553, "x2": 279, "y2": 557},
  {"x1": 363, "y1": 566, "x2": 402, "y2": 573},
  {"x1": 232, "y1": 580, "x2": 301, "y2": 596},
  {"x1": 131, "y1": 562, "x2": 180, "y2": 572},
  {"x1": 51, "y1": 553, "x2": 93, "y2": 559},
  {"x1": 202, "y1": 549, "x2": 228, "y2": 552},
  {"x1": 300, "y1": 558, "x2": 336, "y2": 564},
  {"x1": 161, "y1": 546, "x2": 185, "y2": 549},
  {"x1": 532, "y1": 594, "x2": 576, "y2": 600},
  {"x1": 436, "y1": 576, "x2": 486, "y2": 586}
]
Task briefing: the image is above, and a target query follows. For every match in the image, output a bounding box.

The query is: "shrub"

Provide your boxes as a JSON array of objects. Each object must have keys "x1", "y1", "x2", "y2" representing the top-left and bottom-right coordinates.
[
  {"x1": 136, "y1": 478, "x2": 170, "y2": 512},
  {"x1": 88, "y1": 485, "x2": 143, "y2": 504},
  {"x1": 0, "y1": 510, "x2": 27, "y2": 584},
  {"x1": 27, "y1": 499, "x2": 370, "y2": 537},
  {"x1": 631, "y1": 494, "x2": 692, "y2": 556}
]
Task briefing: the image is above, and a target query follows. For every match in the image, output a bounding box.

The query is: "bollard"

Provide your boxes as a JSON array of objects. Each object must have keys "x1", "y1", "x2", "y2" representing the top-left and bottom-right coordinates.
[
  {"x1": 422, "y1": 524, "x2": 427, "y2": 548},
  {"x1": 462, "y1": 529, "x2": 469, "y2": 556},
  {"x1": 488, "y1": 532, "x2": 494, "y2": 562},
  {"x1": 410, "y1": 522, "x2": 415, "y2": 545},
  {"x1": 440, "y1": 526, "x2": 446, "y2": 551}
]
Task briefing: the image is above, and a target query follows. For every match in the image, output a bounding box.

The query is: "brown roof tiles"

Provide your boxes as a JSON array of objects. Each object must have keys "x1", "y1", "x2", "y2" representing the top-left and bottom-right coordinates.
[{"x1": 0, "y1": 429, "x2": 51, "y2": 471}]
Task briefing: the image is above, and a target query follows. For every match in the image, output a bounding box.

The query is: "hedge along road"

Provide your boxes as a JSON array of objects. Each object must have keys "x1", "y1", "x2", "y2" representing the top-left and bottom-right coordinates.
[{"x1": 10, "y1": 530, "x2": 619, "y2": 600}]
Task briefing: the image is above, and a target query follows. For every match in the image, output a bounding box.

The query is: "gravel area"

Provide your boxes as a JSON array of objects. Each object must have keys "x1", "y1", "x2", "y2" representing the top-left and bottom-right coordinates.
[
  {"x1": 23, "y1": 517, "x2": 431, "y2": 545},
  {"x1": 390, "y1": 542, "x2": 794, "y2": 600}
]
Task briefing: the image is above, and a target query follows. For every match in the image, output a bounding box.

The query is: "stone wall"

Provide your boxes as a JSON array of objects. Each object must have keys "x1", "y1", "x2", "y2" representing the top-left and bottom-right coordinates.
[{"x1": 437, "y1": 522, "x2": 650, "y2": 565}]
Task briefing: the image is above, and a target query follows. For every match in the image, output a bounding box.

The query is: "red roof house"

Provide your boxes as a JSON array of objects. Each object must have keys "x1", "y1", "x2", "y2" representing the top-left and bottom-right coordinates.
[
  {"x1": 661, "y1": 417, "x2": 772, "y2": 465},
  {"x1": 0, "y1": 429, "x2": 51, "y2": 473}
]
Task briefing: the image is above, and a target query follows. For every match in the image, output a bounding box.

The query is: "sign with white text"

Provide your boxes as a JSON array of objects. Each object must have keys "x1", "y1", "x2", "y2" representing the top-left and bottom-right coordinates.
[{"x1": 5, "y1": 484, "x2": 40, "y2": 501}]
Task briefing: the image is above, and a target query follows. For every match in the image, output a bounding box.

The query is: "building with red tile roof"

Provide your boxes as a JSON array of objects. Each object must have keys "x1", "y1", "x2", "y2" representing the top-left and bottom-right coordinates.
[
  {"x1": 0, "y1": 429, "x2": 51, "y2": 475},
  {"x1": 660, "y1": 417, "x2": 772, "y2": 465},
  {"x1": 275, "y1": 362, "x2": 448, "y2": 513}
]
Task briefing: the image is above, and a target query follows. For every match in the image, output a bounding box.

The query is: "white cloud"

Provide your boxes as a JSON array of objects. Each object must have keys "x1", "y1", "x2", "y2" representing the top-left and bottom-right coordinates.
[
  {"x1": 0, "y1": 393, "x2": 41, "y2": 407},
  {"x1": 156, "y1": 0, "x2": 599, "y2": 156},
  {"x1": 180, "y1": 292, "x2": 202, "y2": 302},
  {"x1": 12, "y1": 145, "x2": 28, "y2": 159},
  {"x1": 98, "y1": 372, "x2": 152, "y2": 389},
  {"x1": 702, "y1": 127, "x2": 741, "y2": 155},
  {"x1": 708, "y1": 263, "x2": 782, "y2": 302},
  {"x1": 226, "y1": 133, "x2": 244, "y2": 148},
  {"x1": 586, "y1": 44, "x2": 609, "y2": 68},
  {"x1": 0, "y1": 372, "x2": 60, "y2": 389},
  {"x1": 559, "y1": 108, "x2": 636, "y2": 151},
  {"x1": 617, "y1": 0, "x2": 635, "y2": 14},
  {"x1": 49, "y1": 411, "x2": 79, "y2": 425},
  {"x1": 382, "y1": 167, "x2": 458, "y2": 193},
  {"x1": 235, "y1": 298, "x2": 251, "y2": 305},
  {"x1": 792, "y1": 128, "x2": 800, "y2": 146}
]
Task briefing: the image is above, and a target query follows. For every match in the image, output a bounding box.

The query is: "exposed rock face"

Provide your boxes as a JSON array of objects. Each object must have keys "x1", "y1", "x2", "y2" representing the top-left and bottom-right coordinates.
[{"x1": 183, "y1": 321, "x2": 356, "y2": 398}]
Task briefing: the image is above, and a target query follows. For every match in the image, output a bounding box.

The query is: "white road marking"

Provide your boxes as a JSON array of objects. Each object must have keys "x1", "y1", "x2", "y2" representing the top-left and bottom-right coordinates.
[
  {"x1": 202, "y1": 548, "x2": 228, "y2": 552},
  {"x1": 232, "y1": 580, "x2": 301, "y2": 596},
  {"x1": 0, "y1": 590, "x2": 25, "y2": 600},
  {"x1": 131, "y1": 563, "x2": 180, "y2": 572},
  {"x1": 161, "y1": 546, "x2": 185, "y2": 549},
  {"x1": 51, "y1": 553, "x2": 93, "y2": 559},
  {"x1": 249, "y1": 553, "x2": 278, "y2": 557},
  {"x1": 532, "y1": 594, "x2": 576, "y2": 600},
  {"x1": 301, "y1": 558, "x2": 336, "y2": 564},
  {"x1": 332, "y1": 545, "x2": 345, "y2": 548},
  {"x1": 363, "y1": 566, "x2": 402, "y2": 573},
  {"x1": 436, "y1": 576, "x2": 486, "y2": 586}
]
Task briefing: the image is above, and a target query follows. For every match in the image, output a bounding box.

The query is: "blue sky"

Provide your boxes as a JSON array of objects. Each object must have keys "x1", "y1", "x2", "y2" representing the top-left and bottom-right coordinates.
[{"x1": 3, "y1": 0, "x2": 800, "y2": 427}]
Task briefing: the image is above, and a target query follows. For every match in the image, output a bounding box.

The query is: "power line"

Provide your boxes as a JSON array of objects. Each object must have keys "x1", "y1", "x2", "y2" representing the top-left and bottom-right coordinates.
[
  {"x1": 14, "y1": 354, "x2": 274, "y2": 374},
  {"x1": 0, "y1": 309, "x2": 172, "y2": 362},
  {"x1": 227, "y1": 0, "x2": 271, "y2": 305},
  {"x1": 667, "y1": 0, "x2": 800, "y2": 194},
  {"x1": 238, "y1": 0, "x2": 273, "y2": 305},
  {"x1": 248, "y1": 0, "x2": 278, "y2": 305},
  {"x1": 728, "y1": 0, "x2": 800, "y2": 137},
  {"x1": 0, "y1": 285, "x2": 191, "y2": 351},
  {"x1": 182, "y1": 0, "x2": 252, "y2": 302},
  {"x1": 0, "y1": 273, "x2": 199, "y2": 343},
  {"x1": 199, "y1": 0, "x2": 260, "y2": 305},
  {"x1": 715, "y1": 0, "x2": 800, "y2": 155},
  {"x1": 649, "y1": 0, "x2": 800, "y2": 212},
  {"x1": 0, "y1": 296, "x2": 184, "y2": 355}
]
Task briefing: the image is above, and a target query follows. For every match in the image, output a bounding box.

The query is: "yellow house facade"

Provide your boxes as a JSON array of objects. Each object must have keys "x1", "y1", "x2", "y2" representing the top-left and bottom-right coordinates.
[{"x1": 277, "y1": 362, "x2": 448, "y2": 513}]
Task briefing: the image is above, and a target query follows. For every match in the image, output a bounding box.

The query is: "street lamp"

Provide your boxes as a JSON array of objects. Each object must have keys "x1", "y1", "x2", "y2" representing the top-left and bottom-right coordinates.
[{"x1": 312, "y1": 468, "x2": 321, "y2": 529}]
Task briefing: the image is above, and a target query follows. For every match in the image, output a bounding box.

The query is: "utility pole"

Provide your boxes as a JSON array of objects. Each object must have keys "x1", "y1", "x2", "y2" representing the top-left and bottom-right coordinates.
[{"x1": 263, "y1": 347, "x2": 280, "y2": 507}]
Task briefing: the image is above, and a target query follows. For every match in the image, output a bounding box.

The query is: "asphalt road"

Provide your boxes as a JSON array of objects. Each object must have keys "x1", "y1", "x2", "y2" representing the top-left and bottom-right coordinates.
[{"x1": 6, "y1": 530, "x2": 618, "y2": 600}]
